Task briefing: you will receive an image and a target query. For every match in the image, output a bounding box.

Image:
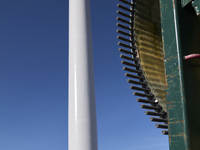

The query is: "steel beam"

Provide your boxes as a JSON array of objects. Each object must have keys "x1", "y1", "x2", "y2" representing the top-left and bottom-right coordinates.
[{"x1": 160, "y1": 0, "x2": 200, "y2": 149}]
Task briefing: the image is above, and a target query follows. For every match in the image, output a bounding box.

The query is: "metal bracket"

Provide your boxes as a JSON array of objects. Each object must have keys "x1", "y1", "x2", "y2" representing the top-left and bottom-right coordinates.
[
  {"x1": 182, "y1": 0, "x2": 200, "y2": 16},
  {"x1": 192, "y1": 0, "x2": 200, "y2": 15}
]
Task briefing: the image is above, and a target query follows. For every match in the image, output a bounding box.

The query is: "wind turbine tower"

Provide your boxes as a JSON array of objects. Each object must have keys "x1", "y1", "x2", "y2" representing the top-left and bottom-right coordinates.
[{"x1": 68, "y1": 0, "x2": 98, "y2": 150}]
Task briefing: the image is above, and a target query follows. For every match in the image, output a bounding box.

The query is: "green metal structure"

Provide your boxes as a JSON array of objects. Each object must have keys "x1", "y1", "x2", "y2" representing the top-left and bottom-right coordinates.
[
  {"x1": 117, "y1": 0, "x2": 200, "y2": 149},
  {"x1": 160, "y1": 0, "x2": 200, "y2": 149},
  {"x1": 182, "y1": 0, "x2": 192, "y2": 7}
]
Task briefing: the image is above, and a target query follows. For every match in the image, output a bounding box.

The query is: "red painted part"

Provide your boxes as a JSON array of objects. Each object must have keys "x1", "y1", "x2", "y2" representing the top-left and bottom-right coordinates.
[{"x1": 184, "y1": 54, "x2": 200, "y2": 60}]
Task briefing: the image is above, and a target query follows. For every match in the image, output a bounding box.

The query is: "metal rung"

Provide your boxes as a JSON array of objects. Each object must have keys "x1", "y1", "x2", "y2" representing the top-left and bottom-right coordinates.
[
  {"x1": 162, "y1": 130, "x2": 168, "y2": 135},
  {"x1": 117, "y1": 17, "x2": 132, "y2": 25},
  {"x1": 119, "y1": 49, "x2": 137, "y2": 56},
  {"x1": 127, "y1": 79, "x2": 146, "y2": 86},
  {"x1": 123, "y1": 67, "x2": 141, "y2": 74},
  {"x1": 145, "y1": 111, "x2": 166, "y2": 116},
  {"x1": 119, "y1": 0, "x2": 133, "y2": 6},
  {"x1": 150, "y1": 117, "x2": 167, "y2": 122},
  {"x1": 125, "y1": 73, "x2": 144, "y2": 80},
  {"x1": 117, "y1": 36, "x2": 132, "y2": 43},
  {"x1": 117, "y1": 23, "x2": 132, "y2": 31},
  {"x1": 118, "y1": 42, "x2": 133, "y2": 49},
  {"x1": 140, "y1": 104, "x2": 161, "y2": 110},
  {"x1": 134, "y1": 92, "x2": 153, "y2": 98},
  {"x1": 117, "y1": 4, "x2": 132, "y2": 12},
  {"x1": 117, "y1": 10, "x2": 132, "y2": 19},
  {"x1": 122, "y1": 61, "x2": 139, "y2": 67},
  {"x1": 120, "y1": 54, "x2": 138, "y2": 62},
  {"x1": 137, "y1": 98, "x2": 156, "y2": 104},
  {"x1": 117, "y1": 30, "x2": 132, "y2": 37},
  {"x1": 155, "y1": 124, "x2": 168, "y2": 129},
  {"x1": 117, "y1": 0, "x2": 168, "y2": 136},
  {"x1": 130, "y1": 85, "x2": 149, "y2": 91}
]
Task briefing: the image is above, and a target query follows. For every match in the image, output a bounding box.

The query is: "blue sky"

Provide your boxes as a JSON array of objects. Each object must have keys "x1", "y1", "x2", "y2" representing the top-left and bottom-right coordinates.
[{"x1": 0, "y1": 0, "x2": 169, "y2": 150}]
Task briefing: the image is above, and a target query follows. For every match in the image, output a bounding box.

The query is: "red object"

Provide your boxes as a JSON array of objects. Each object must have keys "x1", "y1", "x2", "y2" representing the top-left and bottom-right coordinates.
[{"x1": 184, "y1": 54, "x2": 200, "y2": 60}]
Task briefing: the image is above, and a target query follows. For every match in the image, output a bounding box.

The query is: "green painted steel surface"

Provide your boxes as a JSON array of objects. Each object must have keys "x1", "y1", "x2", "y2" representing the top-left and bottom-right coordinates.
[
  {"x1": 182, "y1": 0, "x2": 192, "y2": 7},
  {"x1": 160, "y1": 0, "x2": 200, "y2": 149}
]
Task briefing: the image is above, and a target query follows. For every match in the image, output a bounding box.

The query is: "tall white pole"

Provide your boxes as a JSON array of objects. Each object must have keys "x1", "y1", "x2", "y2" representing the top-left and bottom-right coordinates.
[{"x1": 68, "y1": 0, "x2": 98, "y2": 150}]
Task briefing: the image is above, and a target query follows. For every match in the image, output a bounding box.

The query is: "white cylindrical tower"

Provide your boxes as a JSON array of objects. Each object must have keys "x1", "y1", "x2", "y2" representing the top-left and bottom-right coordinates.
[{"x1": 68, "y1": 0, "x2": 98, "y2": 150}]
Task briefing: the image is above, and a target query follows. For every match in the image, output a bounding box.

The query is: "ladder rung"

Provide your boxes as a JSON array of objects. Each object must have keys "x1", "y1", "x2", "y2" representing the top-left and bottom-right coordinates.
[
  {"x1": 125, "y1": 73, "x2": 144, "y2": 80},
  {"x1": 117, "y1": 29, "x2": 132, "y2": 37},
  {"x1": 134, "y1": 92, "x2": 153, "y2": 98},
  {"x1": 122, "y1": 60, "x2": 139, "y2": 67},
  {"x1": 150, "y1": 117, "x2": 167, "y2": 122},
  {"x1": 118, "y1": 42, "x2": 133, "y2": 49},
  {"x1": 162, "y1": 130, "x2": 168, "y2": 135},
  {"x1": 130, "y1": 85, "x2": 149, "y2": 91},
  {"x1": 117, "y1": 36, "x2": 132, "y2": 43},
  {"x1": 117, "y1": 4, "x2": 132, "y2": 12},
  {"x1": 128, "y1": 79, "x2": 146, "y2": 86},
  {"x1": 123, "y1": 67, "x2": 141, "y2": 74},
  {"x1": 119, "y1": 49, "x2": 137, "y2": 56},
  {"x1": 117, "y1": 17, "x2": 132, "y2": 25},
  {"x1": 137, "y1": 98, "x2": 156, "y2": 104},
  {"x1": 120, "y1": 54, "x2": 138, "y2": 62},
  {"x1": 119, "y1": 0, "x2": 133, "y2": 6},
  {"x1": 145, "y1": 111, "x2": 166, "y2": 116},
  {"x1": 140, "y1": 104, "x2": 161, "y2": 110},
  {"x1": 117, "y1": 10, "x2": 132, "y2": 19},
  {"x1": 117, "y1": 23, "x2": 132, "y2": 31},
  {"x1": 155, "y1": 124, "x2": 168, "y2": 129}
]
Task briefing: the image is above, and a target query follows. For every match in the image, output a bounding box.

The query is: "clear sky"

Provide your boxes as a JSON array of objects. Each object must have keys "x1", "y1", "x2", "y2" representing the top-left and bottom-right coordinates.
[{"x1": 0, "y1": 0, "x2": 169, "y2": 150}]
